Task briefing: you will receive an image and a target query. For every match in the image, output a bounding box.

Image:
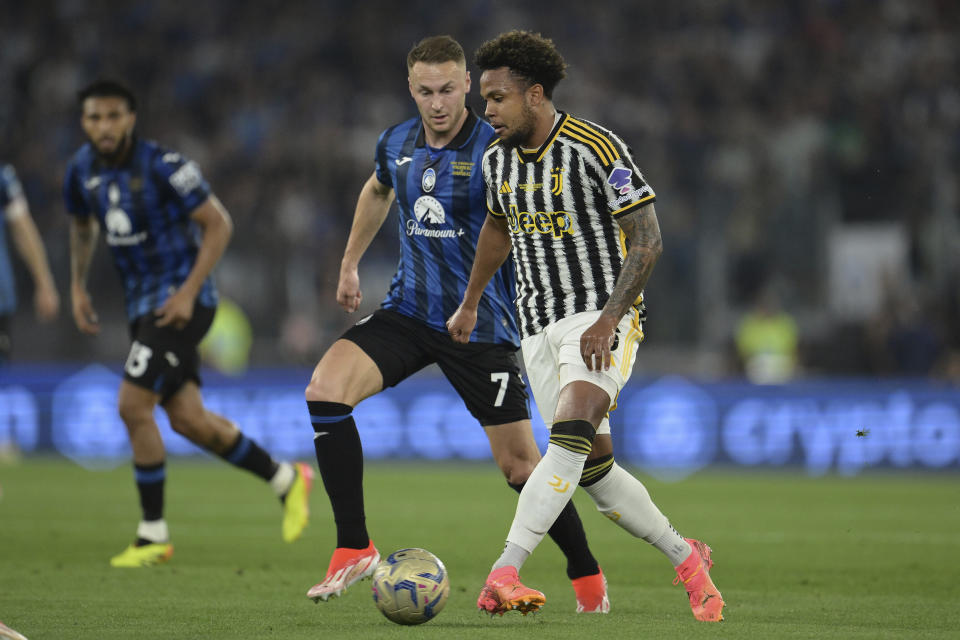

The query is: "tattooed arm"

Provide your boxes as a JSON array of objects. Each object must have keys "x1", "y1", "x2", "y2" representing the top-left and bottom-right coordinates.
[{"x1": 580, "y1": 203, "x2": 663, "y2": 371}]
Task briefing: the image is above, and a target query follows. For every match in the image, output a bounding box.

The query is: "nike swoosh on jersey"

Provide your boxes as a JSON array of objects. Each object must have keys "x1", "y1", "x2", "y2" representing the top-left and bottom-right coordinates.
[
  {"x1": 396, "y1": 156, "x2": 412, "y2": 166},
  {"x1": 85, "y1": 176, "x2": 102, "y2": 189}
]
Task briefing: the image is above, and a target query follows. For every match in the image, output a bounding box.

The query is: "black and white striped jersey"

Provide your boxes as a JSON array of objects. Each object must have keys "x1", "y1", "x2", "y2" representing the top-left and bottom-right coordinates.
[{"x1": 483, "y1": 111, "x2": 656, "y2": 339}]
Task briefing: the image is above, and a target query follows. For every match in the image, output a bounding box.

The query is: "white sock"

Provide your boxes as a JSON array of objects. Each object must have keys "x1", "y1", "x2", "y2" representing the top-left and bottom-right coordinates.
[
  {"x1": 492, "y1": 542, "x2": 531, "y2": 572},
  {"x1": 501, "y1": 443, "x2": 587, "y2": 555},
  {"x1": 651, "y1": 524, "x2": 694, "y2": 567},
  {"x1": 582, "y1": 463, "x2": 692, "y2": 566},
  {"x1": 137, "y1": 519, "x2": 169, "y2": 543},
  {"x1": 270, "y1": 462, "x2": 295, "y2": 498}
]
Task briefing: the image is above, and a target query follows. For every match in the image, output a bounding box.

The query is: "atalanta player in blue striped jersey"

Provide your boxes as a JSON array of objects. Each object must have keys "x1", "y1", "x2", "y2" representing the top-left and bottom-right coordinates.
[
  {"x1": 64, "y1": 80, "x2": 313, "y2": 568},
  {"x1": 0, "y1": 164, "x2": 59, "y2": 364},
  {"x1": 304, "y1": 36, "x2": 608, "y2": 612}
]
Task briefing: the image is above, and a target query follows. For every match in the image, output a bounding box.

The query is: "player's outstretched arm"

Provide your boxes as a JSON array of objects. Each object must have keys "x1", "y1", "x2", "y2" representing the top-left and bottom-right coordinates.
[
  {"x1": 447, "y1": 214, "x2": 512, "y2": 343},
  {"x1": 69, "y1": 215, "x2": 100, "y2": 335},
  {"x1": 155, "y1": 195, "x2": 232, "y2": 328},
  {"x1": 337, "y1": 172, "x2": 395, "y2": 313},
  {"x1": 581, "y1": 202, "x2": 662, "y2": 371},
  {"x1": 6, "y1": 195, "x2": 59, "y2": 321}
]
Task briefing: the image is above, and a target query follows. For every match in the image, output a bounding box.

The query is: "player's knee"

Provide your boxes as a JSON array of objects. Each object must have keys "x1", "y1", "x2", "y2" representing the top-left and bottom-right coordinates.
[
  {"x1": 117, "y1": 395, "x2": 152, "y2": 427},
  {"x1": 498, "y1": 457, "x2": 536, "y2": 485},
  {"x1": 165, "y1": 405, "x2": 203, "y2": 439},
  {"x1": 304, "y1": 374, "x2": 349, "y2": 403}
]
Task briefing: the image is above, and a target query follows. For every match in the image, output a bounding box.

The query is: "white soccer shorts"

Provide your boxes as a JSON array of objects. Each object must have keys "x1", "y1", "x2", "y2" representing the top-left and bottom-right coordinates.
[{"x1": 521, "y1": 308, "x2": 643, "y2": 435}]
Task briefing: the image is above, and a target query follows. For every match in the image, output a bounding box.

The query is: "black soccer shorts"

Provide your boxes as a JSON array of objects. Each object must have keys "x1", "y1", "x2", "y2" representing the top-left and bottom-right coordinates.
[
  {"x1": 123, "y1": 304, "x2": 216, "y2": 403},
  {"x1": 342, "y1": 308, "x2": 530, "y2": 426}
]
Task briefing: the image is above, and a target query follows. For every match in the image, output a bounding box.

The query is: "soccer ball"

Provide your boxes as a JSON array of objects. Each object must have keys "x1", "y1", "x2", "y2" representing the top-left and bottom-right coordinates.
[{"x1": 371, "y1": 548, "x2": 450, "y2": 625}]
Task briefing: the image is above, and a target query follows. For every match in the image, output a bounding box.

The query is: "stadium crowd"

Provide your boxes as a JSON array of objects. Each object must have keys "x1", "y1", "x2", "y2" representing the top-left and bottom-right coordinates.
[{"x1": 2, "y1": 0, "x2": 957, "y2": 378}]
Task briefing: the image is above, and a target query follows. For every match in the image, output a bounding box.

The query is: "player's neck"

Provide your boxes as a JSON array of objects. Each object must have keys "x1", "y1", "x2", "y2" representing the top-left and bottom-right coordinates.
[
  {"x1": 524, "y1": 106, "x2": 559, "y2": 149},
  {"x1": 423, "y1": 107, "x2": 469, "y2": 149}
]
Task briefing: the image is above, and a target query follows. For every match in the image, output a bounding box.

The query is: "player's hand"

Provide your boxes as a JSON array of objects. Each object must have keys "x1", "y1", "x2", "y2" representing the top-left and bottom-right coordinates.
[
  {"x1": 446, "y1": 304, "x2": 477, "y2": 344},
  {"x1": 71, "y1": 288, "x2": 99, "y2": 335},
  {"x1": 580, "y1": 315, "x2": 618, "y2": 372},
  {"x1": 155, "y1": 289, "x2": 195, "y2": 329},
  {"x1": 337, "y1": 268, "x2": 362, "y2": 312},
  {"x1": 34, "y1": 283, "x2": 60, "y2": 322}
]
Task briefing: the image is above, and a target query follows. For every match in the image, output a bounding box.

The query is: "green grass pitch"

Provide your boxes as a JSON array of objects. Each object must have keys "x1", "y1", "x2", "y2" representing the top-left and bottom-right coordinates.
[{"x1": 0, "y1": 459, "x2": 957, "y2": 639}]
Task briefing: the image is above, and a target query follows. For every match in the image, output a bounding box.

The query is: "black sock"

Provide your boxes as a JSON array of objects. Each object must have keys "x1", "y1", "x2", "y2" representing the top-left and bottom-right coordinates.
[
  {"x1": 135, "y1": 462, "x2": 165, "y2": 545},
  {"x1": 219, "y1": 432, "x2": 280, "y2": 481},
  {"x1": 308, "y1": 400, "x2": 368, "y2": 549},
  {"x1": 510, "y1": 481, "x2": 599, "y2": 580}
]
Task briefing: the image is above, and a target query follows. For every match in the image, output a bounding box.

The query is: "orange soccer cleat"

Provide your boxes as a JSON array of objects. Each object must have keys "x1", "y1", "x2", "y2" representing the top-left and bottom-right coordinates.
[
  {"x1": 571, "y1": 568, "x2": 609, "y2": 613},
  {"x1": 307, "y1": 541, "x2": 380, "y2": 602}
]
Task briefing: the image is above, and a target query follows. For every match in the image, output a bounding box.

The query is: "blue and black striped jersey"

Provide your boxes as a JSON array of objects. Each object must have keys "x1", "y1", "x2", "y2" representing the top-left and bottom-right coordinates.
[
  {"x1": 63, "y1": 138, "x2": 218, "y2": 321},
  {"x1": 374, "y1": 108, "x2": 519, "y2": 347},
  {"x1": 0, "y1": 164, "x2": 23, "y2": 314}
]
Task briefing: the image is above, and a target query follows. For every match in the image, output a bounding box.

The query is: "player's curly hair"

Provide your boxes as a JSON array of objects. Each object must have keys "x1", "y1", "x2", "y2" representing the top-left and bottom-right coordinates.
[
  {"x1": 474, "y1": 30, "x2": 567, "y2": 99},
  {"x1": 77, "y1": 79, "x2": 137, "y2": 112},
  {"x1": 407, "y1": 35, "x2": 465, "y2": 69},
  {"x1": 77, "y1": 78, "x2": 137, "y2": 112}
]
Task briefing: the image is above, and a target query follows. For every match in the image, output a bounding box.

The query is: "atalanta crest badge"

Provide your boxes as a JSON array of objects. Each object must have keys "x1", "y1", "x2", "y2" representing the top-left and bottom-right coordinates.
[{"x1": 422, "y1": 167, "x2": 436, "y2": 193}]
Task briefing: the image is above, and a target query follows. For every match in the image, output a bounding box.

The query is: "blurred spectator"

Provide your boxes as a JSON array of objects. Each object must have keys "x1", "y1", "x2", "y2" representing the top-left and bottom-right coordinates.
[
  {"x1": 865, "y1": 275, "x2": 945, "y2": 376},
  {"x1": 734, "y1": 282, "x2": 800, "y2": 384}
]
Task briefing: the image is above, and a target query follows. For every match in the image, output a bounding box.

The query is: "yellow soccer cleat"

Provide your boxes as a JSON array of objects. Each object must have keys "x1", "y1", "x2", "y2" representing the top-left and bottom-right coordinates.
[
  {"x1": 282, "y1": 462, "x2": 314, "y2": 543},
  {"x1": 109, "y1": 542, "x2": 174, "y2": 568}
]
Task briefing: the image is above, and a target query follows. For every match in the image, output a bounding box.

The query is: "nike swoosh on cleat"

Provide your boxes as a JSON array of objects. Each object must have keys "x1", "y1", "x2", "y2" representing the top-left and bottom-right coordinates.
[{"x1": 313, "y1": 431, "x2": 330, "y2": 439}]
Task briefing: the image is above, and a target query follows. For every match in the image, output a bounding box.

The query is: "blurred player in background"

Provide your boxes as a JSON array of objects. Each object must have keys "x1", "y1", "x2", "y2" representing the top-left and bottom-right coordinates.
[
  {"x1": 447, "y1": 30, "x2": 725, "y2": 621},
  {"x1": 303, "y1": 35, "x2": 609, "y2": 612},
  {"x1": 63, "y1": 79, "x2": 312, "y2": 567},
  {"x1": 0, "y1": 163, "x2": 59, "y2": 365}
]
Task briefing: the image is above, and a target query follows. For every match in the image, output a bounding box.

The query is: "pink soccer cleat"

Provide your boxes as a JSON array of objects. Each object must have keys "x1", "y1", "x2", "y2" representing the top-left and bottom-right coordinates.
[
  {"x1": 673, "y1": 538, "x2": 725, "y2": 622},
  {"x1": 477, "y1": 566, "x2": 546, "y2": 616}
]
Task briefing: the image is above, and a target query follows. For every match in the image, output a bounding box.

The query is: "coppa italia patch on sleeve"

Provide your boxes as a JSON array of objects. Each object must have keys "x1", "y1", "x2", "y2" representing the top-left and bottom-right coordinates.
[
  {"x1": 169, "y1": 161, "x2": 203, "y2": 196},
  {"x1": 607, "y1": 166, "x2": 633, "y2": 194}
]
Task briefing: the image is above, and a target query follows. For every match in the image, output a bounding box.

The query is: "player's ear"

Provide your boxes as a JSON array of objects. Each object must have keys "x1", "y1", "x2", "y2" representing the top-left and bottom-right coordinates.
[
  {"x1": 526, "y1": 83, "x2": 544, "y2": 107},
  {"x1": 464, "y1": 70, "x2": 471, "y2": 93}
]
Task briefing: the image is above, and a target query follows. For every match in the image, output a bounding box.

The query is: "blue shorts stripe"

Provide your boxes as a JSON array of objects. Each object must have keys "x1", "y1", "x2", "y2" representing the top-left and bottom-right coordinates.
[
  {"x1": 310, "y1": 414, "x2": 351, "y2": 424},
  {"x1": 226, "y1": 434, "x2": 252, "y2": 464},
  {"x1": 134, "y1": 468, "x2": 166, "y2": 484}
]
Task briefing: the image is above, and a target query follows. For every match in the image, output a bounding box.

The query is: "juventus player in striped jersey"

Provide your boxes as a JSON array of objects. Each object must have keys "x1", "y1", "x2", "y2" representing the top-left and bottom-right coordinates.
[
  {"x1": 448, "y1": 31, "x2": 725, "y2": 621},
  {"x1": 304, "y1": 36, "x2": 608, "y2": 612}
]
